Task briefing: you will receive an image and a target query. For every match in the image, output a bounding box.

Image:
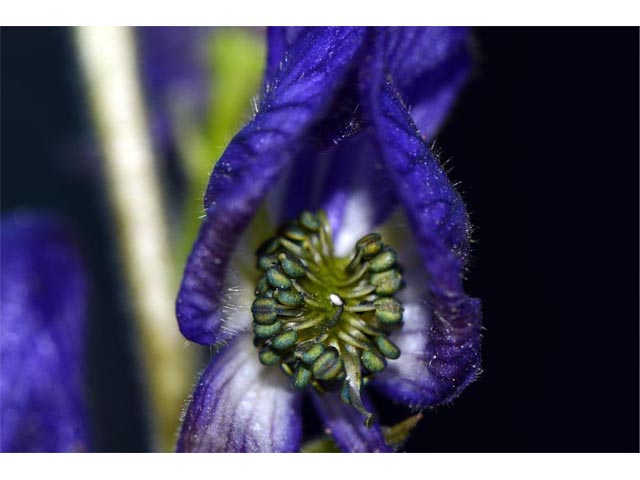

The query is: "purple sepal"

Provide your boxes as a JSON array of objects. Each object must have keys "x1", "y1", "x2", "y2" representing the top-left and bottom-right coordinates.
[
  {"x1": 311, "y1": 390, "x2": 392, "y2": 453},
  {"x1": 176, "y1": 334, "x2": 302, "y2": 452},
  {"x1": 362, "y1": 46, "x2": 482, "y2": 406},
  {"x1": 0, "y1": 213, "x2": 90, "y2": 452},
  {"x1": 263, "y1": 27, "x2": 306, "y2": 91},
  {"x1": 177, "y1": 28, "x2": 366, "y2": 345},
  {"x1": 378, "y1": 27, "x2": 471, "y2": 140}
]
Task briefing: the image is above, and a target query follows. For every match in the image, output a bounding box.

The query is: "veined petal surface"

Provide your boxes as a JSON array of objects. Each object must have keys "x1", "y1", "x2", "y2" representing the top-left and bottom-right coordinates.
[
  {"x1": 177, "y1": 334, "x2": 302, "y2": 452},
  {"x1": 362, "y1": 45, "x2": 482, "y2": 406}
]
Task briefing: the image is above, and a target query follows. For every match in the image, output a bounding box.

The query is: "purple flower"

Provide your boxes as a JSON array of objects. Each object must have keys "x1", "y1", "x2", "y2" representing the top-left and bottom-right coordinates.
[
  {"x1": 0, "y1": 213, "x2": 90, "y2": 452},
  {"x1": 175, "y1": 27, "x2": 481, "y2": 453}
]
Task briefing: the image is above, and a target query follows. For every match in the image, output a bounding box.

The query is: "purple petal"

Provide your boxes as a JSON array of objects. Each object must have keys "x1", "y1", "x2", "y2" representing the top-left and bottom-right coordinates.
[
  {"x1": 318, "y1": 132, "x2": 398, "y2": 255},
  {"x1": 378, "y1": 27, "x2": 471, "y2": 139},
  {"x1": 264, "y1": 27, "x2": 287, "y2": 89},
  {"x1": 365, "y1": 61, "x2": 472, "y2": 261},
  {"x1": 176, "y1": 334, "x2": 302, "y2": 452},
  {"x1": 362, "y1": 45, "x2": 482, "y2": 407},
  {"x1": 311, "y1": 391, "x2": 391, "y2": 453},
  {"x1": 0, "y1": 213, "x2": 90, "y2": 452},
  {"x1": 263, "y1": 27, "x2": 306, "y2": 90},
  {"x1": 177, "y1": 27, "x2": 366, "y2": 345}
]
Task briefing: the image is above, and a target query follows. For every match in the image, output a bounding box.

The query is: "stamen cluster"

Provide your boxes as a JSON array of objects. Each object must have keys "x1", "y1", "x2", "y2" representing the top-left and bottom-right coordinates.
[{"x1": 251, "y1": 210, "x2": 404, "y2": 425}]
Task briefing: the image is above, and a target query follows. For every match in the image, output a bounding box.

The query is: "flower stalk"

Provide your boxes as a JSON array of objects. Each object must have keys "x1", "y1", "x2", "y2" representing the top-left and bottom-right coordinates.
[{"x1": 74, "y1": 26, "x2": 194, "y2": 451}]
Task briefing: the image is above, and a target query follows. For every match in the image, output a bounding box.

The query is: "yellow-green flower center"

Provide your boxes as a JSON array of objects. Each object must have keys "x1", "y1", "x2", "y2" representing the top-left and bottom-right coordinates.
[{"x1": 251, "y1": 210, "x2": 404, "y2": 426}]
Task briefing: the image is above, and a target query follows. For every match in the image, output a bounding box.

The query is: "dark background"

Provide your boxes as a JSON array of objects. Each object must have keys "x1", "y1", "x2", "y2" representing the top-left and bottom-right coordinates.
[{"x1": 2, "y1": 27, "x2": 638, "y2": 452}]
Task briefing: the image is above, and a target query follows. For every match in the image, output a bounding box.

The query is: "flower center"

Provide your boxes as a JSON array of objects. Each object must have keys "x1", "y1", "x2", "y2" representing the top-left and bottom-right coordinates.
[{"x1": 251, "y1": 210, "x2": 404, "y2": 426}]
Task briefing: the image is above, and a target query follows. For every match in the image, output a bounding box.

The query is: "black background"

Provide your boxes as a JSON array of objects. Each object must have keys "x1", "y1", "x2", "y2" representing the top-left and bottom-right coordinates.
[{"x1": 2, "y1": 27, "x2": 638, "y2": 452}]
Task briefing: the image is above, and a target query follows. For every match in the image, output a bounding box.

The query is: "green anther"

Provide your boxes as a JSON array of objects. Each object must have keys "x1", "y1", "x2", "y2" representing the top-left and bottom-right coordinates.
[
  {"x1": 251, "y1": 297, "x2": 278, "y2": 325},
  {"x1": 375, "y1": 336, "x2": 401, "y2": 359},
  {"x1": 254, "y1": 320, "x2": 282, "y2": 339},
  {"x1": 370, "y1": 269, "x2": 403, "y2": 296},
  {"x1": 281, "y1": 224, "x2": 308, "y2": 242},
  {"x1": 312, "y1": 350, "x2": 344, "y2": 380},
  {"x1": 278, "y1": 252, "x2": 306, "y2": 278},
  {"x1": 373, "y1": 297, "x2": 404, "y2": 324},
  {"x1": 275, "y1": 289, "x2": 304, "y2": 307},
  {"x1": 266, "y1": 268, "x2": 292, "y2": 289},
  {"x1": 251, "y1": 210, "x2": 406, "y2": 427},
  {"x1": 299, "y1": 211, "x2": 321, "y2": 231},
  {"x1": 271, "y1": 329, "x2": 298, "y2": 350},
  {"x1": 291, "y1": 365, "x2": 312, "y2": 389},
  {"x1": 361, "y1": 349, "x2": 387, "y2": 373},
  {"x1": 256, "y1": 236, "x2": 280, "y2": 256},
  {"x1": 255, "y1": 275, "x2": 270, "y2": 295},
  {"x1": 258, "y1": 255, "x2": 279, "y2": 271},
  {"x1": 259, "y1": 347, "x2": 281, "y2": 366},
  {"x1": 296, "y1": 342, "x2": 325, "y2": 365},
  {"x1": 356, "y1": 233, "x2": 383, "y2": 259},
  {"x1": 369, "y1": 248, "x2": 397, "y2": 273}
]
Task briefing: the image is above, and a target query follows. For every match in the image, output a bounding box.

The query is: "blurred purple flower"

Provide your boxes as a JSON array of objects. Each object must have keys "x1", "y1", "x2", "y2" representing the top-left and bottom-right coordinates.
[
  {"x1": 136, "y1": 27, "x2": 211, "y2": 152},
  {"x1": 175, "y1": 27, "x2": 481, "y2": 452},
  {"x1": 1, "y1": 213, "x2": 90, "y2": 452}
]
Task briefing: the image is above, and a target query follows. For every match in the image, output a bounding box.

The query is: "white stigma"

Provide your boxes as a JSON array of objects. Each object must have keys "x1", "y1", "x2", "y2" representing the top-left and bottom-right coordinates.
[{"x1": 329, "y1": 293, "x2": 343, "y2": 306}]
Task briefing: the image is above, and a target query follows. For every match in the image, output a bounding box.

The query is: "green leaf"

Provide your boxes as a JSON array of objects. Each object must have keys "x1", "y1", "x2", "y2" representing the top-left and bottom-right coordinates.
[
  {"x1": 382, "y1": 413, "x2": 423, "y2": 449},
  {"x1": 300, "y1": 413, "x2": 424, "y2": 452}
]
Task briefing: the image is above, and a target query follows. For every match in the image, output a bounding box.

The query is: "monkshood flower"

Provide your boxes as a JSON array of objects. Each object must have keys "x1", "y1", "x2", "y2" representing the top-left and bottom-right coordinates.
[
  {"x1": 0, "y1": 213, "x2": 90, "y2": 452},
  {"x1": 176, "y1": 27, "x2": 482, "y2": 453}
]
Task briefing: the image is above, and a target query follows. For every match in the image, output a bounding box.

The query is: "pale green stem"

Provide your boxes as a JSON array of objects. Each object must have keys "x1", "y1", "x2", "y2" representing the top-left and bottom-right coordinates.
[{"x1": 74, "y1": 26, "x2": 194, "y2": 451}]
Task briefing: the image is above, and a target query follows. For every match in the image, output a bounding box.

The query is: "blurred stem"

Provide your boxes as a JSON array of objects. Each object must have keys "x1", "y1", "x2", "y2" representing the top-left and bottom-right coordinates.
[
  {"x1": 176, "y1": 28, "x2": 265, "y2": 265},
  {"x1": 75, "y1": 26, "x2": 194, "y2": 451}
]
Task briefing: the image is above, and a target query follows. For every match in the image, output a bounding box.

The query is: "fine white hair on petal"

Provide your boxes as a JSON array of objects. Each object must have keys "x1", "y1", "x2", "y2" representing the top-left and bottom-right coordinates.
[
  {"x1": 218, "y1": 266, "x2": 255, "y2": 337},
  {"x1": 181, "y1": 334, "x2": 300, "y2": 452},
  {"x1": 219, "y1": 201, "x2": 279, "y2": 338}
]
